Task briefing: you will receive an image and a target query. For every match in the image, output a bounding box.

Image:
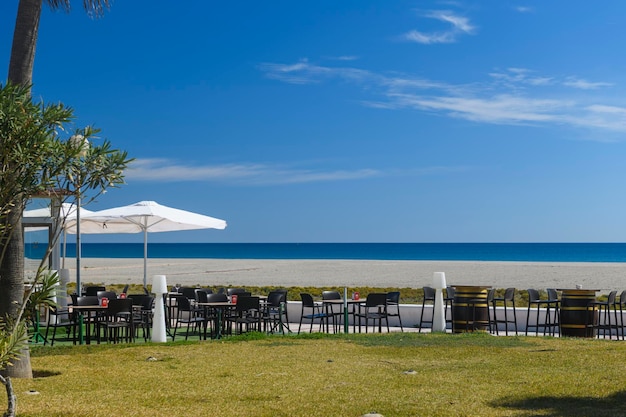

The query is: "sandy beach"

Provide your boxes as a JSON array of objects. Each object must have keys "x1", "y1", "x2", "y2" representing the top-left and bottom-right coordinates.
[{"x1": 67, "y1": 258, "x2": 626, "y2": 293}]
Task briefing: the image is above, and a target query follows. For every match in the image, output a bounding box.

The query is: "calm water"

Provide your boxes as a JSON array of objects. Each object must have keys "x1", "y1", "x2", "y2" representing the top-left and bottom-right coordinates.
[{"x1": 24, "y1": 242, "x2": 626, "y2": 263}]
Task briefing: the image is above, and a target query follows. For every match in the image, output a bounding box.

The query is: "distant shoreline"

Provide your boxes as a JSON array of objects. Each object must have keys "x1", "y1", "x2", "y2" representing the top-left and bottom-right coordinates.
[{"x1": 60, "y1": 258, "x2": 626, "y2": 293}]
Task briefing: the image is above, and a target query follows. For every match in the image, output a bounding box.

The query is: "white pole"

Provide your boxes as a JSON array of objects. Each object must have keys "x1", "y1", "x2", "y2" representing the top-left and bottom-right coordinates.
[
  {"x1": 432, "y1": 272, "x2": 447, "y2": 332},
  {"x1": 151, "y1": 275, "x2": 168, "y2": 343},
  {"x1": 143, "y1": 228, "x2": 148, "y2": 288}
]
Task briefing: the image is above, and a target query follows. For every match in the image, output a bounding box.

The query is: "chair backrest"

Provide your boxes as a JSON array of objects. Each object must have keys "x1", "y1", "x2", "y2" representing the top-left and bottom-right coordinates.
[
  {"x1": 423, "y1": 286, "x2": 435, "y2": 300},
  {"x1": 202, "y1": 288, "x2": 214, "y2": 294},
  {"x1": 227, "y1": 288, "x2": 247, "y2": 296},
  {"x1": 619, "y1": 290, "x2": 626, "y2": 306},
  {"x1": 236, "y1": 296, "x2": 260, "y2": 313},
  {"x1": 206, "y1": 293, "x2": 228, "y2": 303},
  {"x1": 195, "y1": 290, "x2": 209, "y2": 303},
  {"x1": 365, "y1": 293, "x2": 387, "y2": 308},
  {"x1": 387, "y1": 291, "x2": 400, "y2": 304},
  {"x1": 76, "y1": 296, "x2": 99, "y2": 306},
  {"x1": 445, "y1": 286, "x2": 455, "y2": 300},
  {"x1": 504, "y1": 288, "x2": 516, "y2": 301},
  {"x1": 300, "y1": 293, "x2": 315, "y2": 308},
  {"x1": 547, "y1": 288, "x2": 558, "y2": 301},
  {"x1": 85, "y1": 286, "x2": 106, "y2": 296},
  {"x1": 487, "y1": 288, "x2": 495, "y2": 302},
  {"x1": 129, "y1": 294, "x2": 150, "y2": 306},
  {"x1": 267, "y1": 291, "x2": 286, "y2": 307},
  {"x1": 174, "y1": 294, "x2": 193, "y2": 311},
  {"x1": 179, "y1": 287, "x2": 200, "y2": 300},
  {"x1": 322, "y1": 291, "x2": 341, "y2": 300},
  {"x1": 527, "y1": 289, "x2": 540, "y2": 302},
  {"x1": 97, "y1": 290, "x2": 117, "y2": 300},
  {"x1": 607, "y1": 290, "x2": 617, "y2": 304},
  {"x1": 106, "y1": 298, "x2": 133, "y2": 316}
]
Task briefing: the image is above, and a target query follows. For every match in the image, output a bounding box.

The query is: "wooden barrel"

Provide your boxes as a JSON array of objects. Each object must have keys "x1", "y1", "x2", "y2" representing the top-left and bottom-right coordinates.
[
  {"x1": 452, "y1": 286, "x2": 491, "y2": 333},
  {"x1": 559, "y1": 289, "x2": 598, "y2": 338}
]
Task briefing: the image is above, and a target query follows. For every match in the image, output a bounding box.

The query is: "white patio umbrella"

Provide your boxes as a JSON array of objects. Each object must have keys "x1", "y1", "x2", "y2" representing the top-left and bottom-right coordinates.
[
  {"x1": 71, "y1": 201, "x2": 227, "y2": 286},
  {"x1": 24, "y1": 203, "x2": 95, "y2": 268}
]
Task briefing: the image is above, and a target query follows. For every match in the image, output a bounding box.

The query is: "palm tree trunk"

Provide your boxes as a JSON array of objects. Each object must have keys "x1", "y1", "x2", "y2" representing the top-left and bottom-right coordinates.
[{"x1": 8, "y1": 0, "x2": 42, "y2": 86}]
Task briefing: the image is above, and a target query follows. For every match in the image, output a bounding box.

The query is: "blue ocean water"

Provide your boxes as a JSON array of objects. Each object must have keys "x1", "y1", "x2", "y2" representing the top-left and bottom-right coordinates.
[{"x1": 28, "y1": 242, "x2": 626, "y2": 263}]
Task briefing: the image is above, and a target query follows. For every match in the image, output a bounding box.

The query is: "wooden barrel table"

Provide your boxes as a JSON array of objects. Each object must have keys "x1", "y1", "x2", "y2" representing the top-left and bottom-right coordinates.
[
  {"x1": 452, "y1": 285, "x2": 491, "y2": 333},
  {"x1": 557, "y1": 288, "x2": 599, "y2": 338}
]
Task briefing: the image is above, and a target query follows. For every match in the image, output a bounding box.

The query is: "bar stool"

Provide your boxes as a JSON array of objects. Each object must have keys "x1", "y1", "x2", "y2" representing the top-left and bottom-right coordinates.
[
  {"x1": 491, "y1": 288, "x2": 518, "y2": 336},
  {"x1": 418, "y1": 286, "x2": 435, "y2": 332},
  {"x1": 589, "y1": 291, "x2": 617, "y2": 339},
  {"x1": 444, "y1": 286, "x2": 455, "y2": 331},
  {"x1": 525, "y1": 289, "x2": 559, "y2": 336}
]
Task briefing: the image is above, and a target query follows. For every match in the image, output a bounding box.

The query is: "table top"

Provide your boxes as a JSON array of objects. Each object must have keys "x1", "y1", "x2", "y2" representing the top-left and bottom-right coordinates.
[
  {"x1": 71, "y1": 305, "x2": 107, "y2": 310},
  {"x1": 322, "y1": 299, "x2": 366, "y2": 304},
  {"x1": 197, "y1": 302, "x2": 234, "y2": 307},
  {"x1": 557, "y1": 288, "x2": 600, "y2": 293}
]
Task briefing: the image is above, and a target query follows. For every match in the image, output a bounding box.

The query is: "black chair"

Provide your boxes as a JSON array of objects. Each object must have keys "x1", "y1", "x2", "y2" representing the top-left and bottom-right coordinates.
[
  {"x1": 322, "y1": 290, "x2": 343, "y2": 333},
  {"x1": 179, "y1": 287, "x2": 201, "y2": 302},
  {"x1": 129, "y1": 295, "x2": 154, "y2": 341},
  {"x1": 44, "y1": 306, "x2": 76, "y2": 346},
  {"x1": 589, "y1": 290, "x2": 618, "y2": 339},
  {"x1": 616, "y1": 290, "x2": 626, "y2": 340},
  {"x1": 263, "y1": 290, "x2": 290, "y2": 334},
  {"x1": 491, "y1": 288, "x2": 518, "y2": 336},
  {"x1": 386, "y1": 291, "x2": 403, "y2": 331},
  {"x1": 203, "y1": 293, "x2": 230, "y2": 339},
  {"x1": 526, "y1": 289, "x2": 559, "y2": 336},
  {"x1": 444, "y1": 286, "x2": 455, "y2": 330},
  {"x1": 227, "y1": 288, "x2": 248, "y2": 296},
  {"x1": 96, "y1": 290, "x2": 117, "y2": 302},
  {"x1": 171, "y1": 294, "x2": 206, "y2": 341},
  {"x1": 355, "y1": 293, "x2": 389, "y2": 333},
  {"x1": 84, "y1": 286, "x2": 106, "y2": 296},
  {"x1": 96, "y1": 298, "x2": 134, "y2": 343},
  {"x1": 298, "y1": 293, "x2": 328, "y2": 334},
  {"x1": 227, "y1": 296, "x2": 262, "y2": 335},
  {"x1": 419, "y1": 287, "x2": 435, "y2": 332}
]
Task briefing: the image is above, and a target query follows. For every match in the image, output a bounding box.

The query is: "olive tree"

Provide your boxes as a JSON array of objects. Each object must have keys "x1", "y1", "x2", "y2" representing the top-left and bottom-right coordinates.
[{"x1": 0, "y1": 82, "x2": 130, "y2": 417}]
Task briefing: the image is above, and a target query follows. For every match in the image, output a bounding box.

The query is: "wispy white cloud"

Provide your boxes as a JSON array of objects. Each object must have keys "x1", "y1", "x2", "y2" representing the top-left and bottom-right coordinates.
[
  {"x1": 515, "y1": 6, "x2": 534, "y2": 13},
  {"x1": 126, "y1": 158, "x2": 381, "y2": 185},
  {"x1": 125, "y1": 159, "x2": 464, "y2": 185},
  {"x1": 402, "y1": 10, "x2": 476, "y2": 44},
  {"x1": 260, "y1": 60, "x2": 625, "y2": 135},
  {"x1": 563, "y1": 77, "x2": 614, "y2": 90}
]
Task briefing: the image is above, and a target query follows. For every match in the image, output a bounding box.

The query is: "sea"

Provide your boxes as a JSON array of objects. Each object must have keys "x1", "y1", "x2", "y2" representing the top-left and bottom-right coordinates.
[{"x1": 24, "y1": 242, "x2": 626, "y2": 263}]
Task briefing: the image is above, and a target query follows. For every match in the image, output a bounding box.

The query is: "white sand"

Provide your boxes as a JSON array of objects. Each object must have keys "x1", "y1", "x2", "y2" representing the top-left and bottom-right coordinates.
[{"x1": 68, "y1": 258, "x2": 626, "y2": 293}]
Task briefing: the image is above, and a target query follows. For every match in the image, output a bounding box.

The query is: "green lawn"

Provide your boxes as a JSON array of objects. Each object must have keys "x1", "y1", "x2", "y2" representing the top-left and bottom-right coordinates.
[{"x1": 5, "y1": 332, "x2": 626, "y2": 417}]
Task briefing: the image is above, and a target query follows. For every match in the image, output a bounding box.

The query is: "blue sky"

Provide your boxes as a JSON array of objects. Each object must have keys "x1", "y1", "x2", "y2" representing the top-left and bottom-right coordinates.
[{"x1": 4, "y1": 1, "x2": 626, "y2": 243}]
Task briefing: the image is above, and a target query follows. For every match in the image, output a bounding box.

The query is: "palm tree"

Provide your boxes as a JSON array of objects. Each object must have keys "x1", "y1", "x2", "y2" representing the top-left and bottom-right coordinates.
[{"x1": 1, "y1": 0, "x2": 112, "y2": 380}]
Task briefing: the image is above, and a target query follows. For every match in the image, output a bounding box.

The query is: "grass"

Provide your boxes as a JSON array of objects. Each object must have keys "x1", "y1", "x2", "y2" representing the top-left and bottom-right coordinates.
[{"x1": 5, "y1": 332, "x2": 626, "y2": 416}]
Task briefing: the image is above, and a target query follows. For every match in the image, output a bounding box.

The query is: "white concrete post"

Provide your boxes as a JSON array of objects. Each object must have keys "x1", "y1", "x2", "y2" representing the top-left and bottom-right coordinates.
[
  {"x1": 151, "y1": 275, "x2": 168, "y2": 342},
  {"x1": 432, "y1": 272, "x2": 447, "y2": 332}
]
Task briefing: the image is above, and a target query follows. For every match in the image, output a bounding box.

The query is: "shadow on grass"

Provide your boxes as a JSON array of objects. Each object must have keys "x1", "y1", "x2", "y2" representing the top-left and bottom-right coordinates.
[
  {"x1": 32, "y1": 369, "x2": 61, "y2": 378},
  {"x1": 492, "y1": 390, "x2": 626, "y2": 417}
]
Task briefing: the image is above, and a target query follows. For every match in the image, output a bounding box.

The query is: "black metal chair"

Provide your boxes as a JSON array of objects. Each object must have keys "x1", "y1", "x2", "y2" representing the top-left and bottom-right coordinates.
[
  {"x1": 589, "y1": 290, "x2": 618, "y2": 339},
  {"x1": 96, "y1": 298, "x2": 134, "y2": 343},
  {"x1": 129, "y1": 295, "x2": 154, "y2": 341},
  {"x1": 263, "y1": 290, "x2": 290, "y2": 334},
  {"x1": 44, "y1": 306, "x2": 76, "y2": 346},
  {"x1": 444, "y1": 286, "x2": 455, "y2": 331},
  {"x1": 419, "y1": 286, "x2": 435, "y2": 332},
  {"x1": 386, "y1": 291, "x2": 403, "y2": 331},
  {"x1": 171, "y1": 294, "x2": 205, "y2": 341},
  {"x1": 526, "y1": 289, "x2": 559, "y2": 336},
  {"x1": 322, "y1": 290, "x2": 343, "y2": 333},
  {"x1": 491, "y1": 288, "x2": 518, "y2": 336},
  {"x1": 298, "y1": 293, "x2": 328, "y2": 334},
  {"x1": 227, "y1": 296, "x2": 262, "y2": 335},
  {"x1": 616, "y1": 290, "x2": 626, "y2": 340},
  {"x1": 355, "y1": 293, "x2": 389, "y2": 333}
]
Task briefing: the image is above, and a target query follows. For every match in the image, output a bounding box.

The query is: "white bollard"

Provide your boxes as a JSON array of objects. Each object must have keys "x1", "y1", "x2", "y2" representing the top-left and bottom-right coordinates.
[
  {"x1": 151, "y1": 275, "x2": 168, "y2": 343},
  {"x1": 432, "y1": 272, "x2": 447, "y2": 332}
]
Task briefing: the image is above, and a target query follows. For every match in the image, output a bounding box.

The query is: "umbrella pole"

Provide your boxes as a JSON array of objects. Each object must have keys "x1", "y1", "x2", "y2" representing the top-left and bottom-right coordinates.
[{"x1": 143, "y1": 228, "x2": 148, "y2": 288}]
